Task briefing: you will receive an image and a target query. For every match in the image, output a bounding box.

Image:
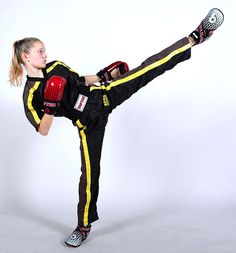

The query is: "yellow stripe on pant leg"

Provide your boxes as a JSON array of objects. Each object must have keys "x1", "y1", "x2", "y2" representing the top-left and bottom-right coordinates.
[
  {"x1": 90, "y1": 43, "x2": 191, "y2": 92},
  {"x1": 79, "y1": 127, "x2": 92, "y2": 226},
  {"x1": 76, "y1": 119, "x2": 84, "y2": 129}
]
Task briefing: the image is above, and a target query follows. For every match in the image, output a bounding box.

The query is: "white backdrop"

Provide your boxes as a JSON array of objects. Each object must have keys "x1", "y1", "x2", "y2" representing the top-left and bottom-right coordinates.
[{"x1": 0, "y1": 0, "x2": 236, "y2": 228}]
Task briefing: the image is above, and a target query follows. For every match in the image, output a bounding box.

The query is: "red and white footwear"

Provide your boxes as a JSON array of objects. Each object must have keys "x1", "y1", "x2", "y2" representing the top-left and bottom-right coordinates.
[
  {"x1": 64, "y1": 225, "x2": 91, "y2": 247},
  {"x1": 189, "y1": 8, "x2": 224, "y2": 45}
]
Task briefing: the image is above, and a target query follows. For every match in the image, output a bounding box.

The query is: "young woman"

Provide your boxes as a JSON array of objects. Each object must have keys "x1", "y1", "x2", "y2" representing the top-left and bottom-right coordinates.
[{"x1": 9, "y1": 8, "x2": 224, "y2": 248}]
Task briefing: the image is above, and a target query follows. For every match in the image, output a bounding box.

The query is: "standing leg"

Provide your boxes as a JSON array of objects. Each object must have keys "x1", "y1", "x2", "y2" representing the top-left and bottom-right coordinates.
[
  {"x1": 65, "y1": 124, "x2": 106, "y2": 247},
  {"x1": 77, "y1": 125, "x2": 106, "y2": 226}
]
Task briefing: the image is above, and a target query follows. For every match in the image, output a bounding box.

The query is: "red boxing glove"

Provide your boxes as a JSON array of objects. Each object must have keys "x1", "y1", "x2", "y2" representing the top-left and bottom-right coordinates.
[
  {"x1": 96, "y1": 61, "x2": 129, "y2": 83},
  {"x1": 43, "y1": 75, "x2": 67, "y2": 115}
]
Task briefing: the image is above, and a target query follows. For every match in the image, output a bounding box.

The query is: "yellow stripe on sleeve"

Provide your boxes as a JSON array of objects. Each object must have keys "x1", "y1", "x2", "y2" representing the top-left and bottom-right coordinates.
[{"x1": 27, "y1": 81, "x2": 41, "y2": 125}]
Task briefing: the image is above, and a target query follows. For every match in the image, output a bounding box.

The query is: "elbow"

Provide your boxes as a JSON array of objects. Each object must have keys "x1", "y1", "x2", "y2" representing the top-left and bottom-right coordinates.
[
  {"x1": 38, "y1": 128, "x2": 49, "y2": 136},
  {"x1": 39, "y1": 131, "x2": 49, "y2": 136}
]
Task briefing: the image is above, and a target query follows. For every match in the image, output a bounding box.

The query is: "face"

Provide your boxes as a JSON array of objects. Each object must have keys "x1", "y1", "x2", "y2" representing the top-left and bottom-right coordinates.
[{"x1": 24, "y1": 41, "x2": 47, "y2": 69}]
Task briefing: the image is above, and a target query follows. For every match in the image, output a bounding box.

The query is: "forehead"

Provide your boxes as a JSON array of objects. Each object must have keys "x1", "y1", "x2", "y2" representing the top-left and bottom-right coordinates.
[{"x1": 31, "y1": 41, "x2": 45, "y2": 51}]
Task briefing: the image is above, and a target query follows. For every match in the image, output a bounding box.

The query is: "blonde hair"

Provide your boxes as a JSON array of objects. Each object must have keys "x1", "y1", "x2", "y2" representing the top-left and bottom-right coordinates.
[{"x1": 9, "y1": 37, "x2": 42, "y2": 86}]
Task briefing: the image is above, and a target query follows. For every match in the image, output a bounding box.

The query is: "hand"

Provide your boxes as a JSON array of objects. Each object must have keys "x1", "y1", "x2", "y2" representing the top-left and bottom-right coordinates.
[
  {"x1": 43, "y1": 75, "x2": 67, "y2": 115},
  {"x1": 96, "y1": 61, "x2": 129, "y2": 83}
]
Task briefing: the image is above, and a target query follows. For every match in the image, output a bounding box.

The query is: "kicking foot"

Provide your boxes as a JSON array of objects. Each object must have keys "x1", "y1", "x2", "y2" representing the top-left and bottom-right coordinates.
[
  {"x1": 64, "y1": 225, "x2": 91, "y2": 248},
  {"x1": 189, "y1": 8, "x2": 224, "y2": 45}
]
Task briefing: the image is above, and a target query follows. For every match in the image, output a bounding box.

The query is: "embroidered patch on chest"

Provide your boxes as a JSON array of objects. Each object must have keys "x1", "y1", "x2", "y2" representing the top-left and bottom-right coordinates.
[{"x1": 74, "y1": 94, "x2": 88, "y2": 112}]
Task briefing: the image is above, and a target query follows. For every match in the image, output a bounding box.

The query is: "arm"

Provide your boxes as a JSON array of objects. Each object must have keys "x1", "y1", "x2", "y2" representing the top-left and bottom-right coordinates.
[
  {"x1": 84, "y1": 61, "x2": 129, "y2": 86},
  {"x1": 84, "y1": 75, "x2": 100, "y2": 85},
  {"x1": 38, "y1": 114, "x2": 53, "y2": 136},
  {"x1": 84, "y1": 70, "x2": 121, "y2": 85},
  {"x1": 96, "y1": 61, "x2": 129, "y2": 83}
]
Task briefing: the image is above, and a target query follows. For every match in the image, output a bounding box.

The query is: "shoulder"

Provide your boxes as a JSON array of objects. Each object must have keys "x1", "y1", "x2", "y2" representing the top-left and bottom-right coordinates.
[
  {"x1": 45, "y1": 60, "x2": 77, "y2": 73},
  {"x1": 46, "y1": 60, "x2": 66, "y2": 70}
]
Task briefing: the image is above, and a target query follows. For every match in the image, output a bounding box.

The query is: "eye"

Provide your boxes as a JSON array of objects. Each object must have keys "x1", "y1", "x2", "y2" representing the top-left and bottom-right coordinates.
[{"x1": 38, "y1": 49, "x2": 45, "y2": 55}]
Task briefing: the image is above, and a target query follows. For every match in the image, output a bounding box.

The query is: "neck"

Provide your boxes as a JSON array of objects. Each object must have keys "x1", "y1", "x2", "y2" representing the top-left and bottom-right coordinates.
[{"x1": 26, "y1": 64, "x2": 44, "y2": 78}]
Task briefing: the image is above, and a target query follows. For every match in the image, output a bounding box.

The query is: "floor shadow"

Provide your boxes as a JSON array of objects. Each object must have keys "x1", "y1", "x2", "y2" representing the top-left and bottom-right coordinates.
[
  {"x1": 93, "y1": 206, "x2": 161, "y2": 239},
  {"x1": 14, "y1": 205, "x2": 72, "y2": 236}
]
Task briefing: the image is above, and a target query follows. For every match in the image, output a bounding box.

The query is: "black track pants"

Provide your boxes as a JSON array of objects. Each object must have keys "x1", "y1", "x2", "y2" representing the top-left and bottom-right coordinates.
[{"x1": 76, "y1": 37, "x2": 191, "y2": 226}]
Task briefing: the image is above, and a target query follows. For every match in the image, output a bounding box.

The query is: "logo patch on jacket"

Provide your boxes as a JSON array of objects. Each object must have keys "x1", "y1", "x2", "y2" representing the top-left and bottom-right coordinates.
[{"x1": 74, "y1": 94, "x2": 88, "y2": 112}]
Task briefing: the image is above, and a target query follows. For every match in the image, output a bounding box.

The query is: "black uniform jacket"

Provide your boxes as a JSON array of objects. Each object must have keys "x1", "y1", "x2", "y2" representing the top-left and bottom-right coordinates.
[{"x1": 23, "y1": 61, "x2": 105, "y2": 131}]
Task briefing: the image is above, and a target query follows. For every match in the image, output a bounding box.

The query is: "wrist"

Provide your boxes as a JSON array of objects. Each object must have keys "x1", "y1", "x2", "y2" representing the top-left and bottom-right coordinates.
[
  {"x1": 44, "y1": 113, "x2": 54, "y2": 118},
  {"x1": 43, "y1": 101, "x2": 59, "y2": 115},
  {"x1": 96, "y1": 75, "x2": 101, "y2": 82}
]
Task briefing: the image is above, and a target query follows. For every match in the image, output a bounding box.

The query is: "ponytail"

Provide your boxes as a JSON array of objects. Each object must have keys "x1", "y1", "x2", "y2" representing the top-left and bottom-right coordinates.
[{"x1": 9, "y1": 37, "x2": 41, "y2": 86}]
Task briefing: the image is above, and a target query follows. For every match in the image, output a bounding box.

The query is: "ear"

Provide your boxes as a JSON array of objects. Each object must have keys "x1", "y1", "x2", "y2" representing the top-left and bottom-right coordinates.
[{"x1": 21, "y1": 52, "x2": 30, "y2": 64}]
